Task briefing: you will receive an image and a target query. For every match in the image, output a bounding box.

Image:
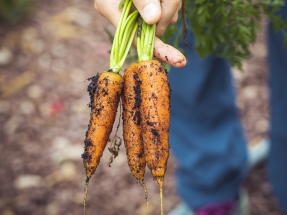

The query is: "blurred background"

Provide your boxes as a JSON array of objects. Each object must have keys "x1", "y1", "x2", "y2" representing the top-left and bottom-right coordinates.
[{"x1": 0, "y1": 0, "x2": 285, "y2": 214}]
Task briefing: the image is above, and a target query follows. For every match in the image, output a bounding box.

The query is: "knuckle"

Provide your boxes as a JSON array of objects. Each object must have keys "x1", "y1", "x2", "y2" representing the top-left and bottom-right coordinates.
[
  {"x1": 170, "y1": 15, "x2": 178, "y2": 24},
  {"x1": 156, "y1": 27, "x2": 166, "y2": 37},
  {"x1": 178, "y1": 0, "x2": 182, "y2": 10}
]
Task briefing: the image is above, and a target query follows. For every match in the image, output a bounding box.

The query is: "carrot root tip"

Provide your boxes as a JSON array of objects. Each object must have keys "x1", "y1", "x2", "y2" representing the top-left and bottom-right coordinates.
[{"x1": 139, "y1": 180, "x2": 149, "y2": 215}]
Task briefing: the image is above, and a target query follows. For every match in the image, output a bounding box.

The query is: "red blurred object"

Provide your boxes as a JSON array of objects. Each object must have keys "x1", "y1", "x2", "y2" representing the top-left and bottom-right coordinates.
[
  {"x1": 96, "y1": 43, "x2": 111, "y2": 58},
  {"x1": 50, "y1": 100, "x2": 63, "y2": 115}
]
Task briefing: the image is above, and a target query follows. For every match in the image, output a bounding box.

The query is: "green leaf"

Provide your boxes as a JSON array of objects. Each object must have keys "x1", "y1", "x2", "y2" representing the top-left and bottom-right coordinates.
[{"x1": 161, "y1": 0, "x2": 287, "y2": 70}]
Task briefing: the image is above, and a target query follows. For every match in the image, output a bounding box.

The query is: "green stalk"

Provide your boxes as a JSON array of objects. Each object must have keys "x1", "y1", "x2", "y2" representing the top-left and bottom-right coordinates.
[
  {"x1": 110, "y1": 0, "x2": 131, "y2": 68},
  {"x1": 117, "y1": 0, "x2": 133, "y2": 48},
  {"x1": 140, "y1": 22, "x2": 147, "y2": 55},
  {"x1": 137, "y1": 36, "x2": 141, "y2": 61},
  {"x1": 118, "y1": 22, "x2": 138, "y2": 69},
  {"x1": 109, "y1": 0, "x2": 127, "y2": 67},
  {"x1": 144, "y1": 23, "x2": 150, "y2": 53},
  {"x1": 137, "y1": 18, "x2": 156, "y2": 62},
  {"x1": 148, "y1": 24, "x2": 156, "y2": 59},
  {"x1": 109, "y1": 0, "x2": 138, "y2": 73},
  {"x1": 119, "y1": 10, "x2": 139, "y2": 57}
]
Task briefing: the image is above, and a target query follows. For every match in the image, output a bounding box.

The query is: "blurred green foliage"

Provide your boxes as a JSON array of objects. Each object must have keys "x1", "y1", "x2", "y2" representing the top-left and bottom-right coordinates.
[
  {"x1": 107, "y1": 0, "x2": 287, "y2": 70},
  {"x1": 0, "y1": 0, "x2": 33, "y2": 24},
  {"x1": 162, "y1": 0, "x2": 287, "y2": 70}
]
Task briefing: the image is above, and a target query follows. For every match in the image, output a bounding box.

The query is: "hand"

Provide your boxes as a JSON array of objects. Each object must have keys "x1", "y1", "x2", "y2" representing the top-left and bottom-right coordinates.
[{"x1": 94, "y1": 0, "x2": 186, "y2": 68}]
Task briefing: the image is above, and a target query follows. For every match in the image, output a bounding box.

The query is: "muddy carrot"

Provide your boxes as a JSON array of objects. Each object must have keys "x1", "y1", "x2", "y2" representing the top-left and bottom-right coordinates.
[
  {"x1": 122, "y1": 62, "x2": 149, "y2": 213},
  {"x1": 82, "y1": 1, "x2": 139, "y2": 214},
  {"x1": 83, "y1": 72, "x2": 123, "y2": 179},
  {"x1": 136, "y1": 21, "x2": 170, "y2": 215},
  {"x1": 138, "y1": 60, "x2": 170, "y2": 215}
]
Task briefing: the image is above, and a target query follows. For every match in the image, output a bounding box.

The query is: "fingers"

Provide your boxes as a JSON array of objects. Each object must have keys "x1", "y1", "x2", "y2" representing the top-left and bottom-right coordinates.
[
  {"x1": 94, "y1": 0, "x2": 181, "y2": 34},
  {"x1": 94, "y1": 0, "x2": 186, "y2": 68},
  {"x1": 154, "y1": 37, "x2": 186, "y2": 68},
  {"x1": 134, "y1": 37, "x2": 186, "y2": 67},
  {"x1": 132, "y1": 0, "x2": 161, "y2": 24},
  {"x1": 156, "y1": 0, "x2": 181, "y2": 36},
  {"x1": 94, "y1": 0, "x2": 122, "y2": 27},
  {"x1": 171, "y1": 1, "x2": 182, "y2": 24},
  {"x1": 170, "y1": 12, "x2": 179, "y2": 25}
]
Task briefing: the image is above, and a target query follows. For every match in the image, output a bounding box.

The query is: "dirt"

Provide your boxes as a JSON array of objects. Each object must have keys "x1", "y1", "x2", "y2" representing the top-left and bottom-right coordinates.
[{"x1": 0, "y1": 1, "x2": 286, "y2": 215}]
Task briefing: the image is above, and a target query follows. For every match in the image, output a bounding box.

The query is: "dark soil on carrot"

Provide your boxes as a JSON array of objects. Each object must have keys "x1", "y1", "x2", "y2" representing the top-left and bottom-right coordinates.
[{"x1": 0, "y1": 1, "x2": 285, "y2": 215}]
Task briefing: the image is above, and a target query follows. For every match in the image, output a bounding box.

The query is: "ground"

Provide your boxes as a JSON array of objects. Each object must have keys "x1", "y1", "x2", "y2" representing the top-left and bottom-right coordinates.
[{"x1": 0, "y1": 0, "x2": 285, "y2": 215}]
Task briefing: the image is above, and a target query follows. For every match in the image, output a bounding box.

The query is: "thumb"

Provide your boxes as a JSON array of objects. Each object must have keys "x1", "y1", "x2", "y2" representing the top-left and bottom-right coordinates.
[
  {"x1": 94, "y1": 0, "x2": 122, "y2": 27},
  {"x1": 133, "y1": 0, "x2": 161, "y2": 24}
]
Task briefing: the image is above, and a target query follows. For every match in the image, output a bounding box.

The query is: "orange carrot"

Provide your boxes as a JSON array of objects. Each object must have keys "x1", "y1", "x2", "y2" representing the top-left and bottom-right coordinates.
[
  {"x1": 122, "y1": 62, "x2": 149, "y2": 212},
  {"x1": 83, "y1": 71, "x2": 123, "y2": 180},
  {"x1": 82, "y1": 1, "x2": 139, "y2": 214},
  {"x1": 138, "y1": 60, "x2": 170, "y2": 215},
  {"x1": 82, "y1": 71, "x2": 123, "y2": 214}
]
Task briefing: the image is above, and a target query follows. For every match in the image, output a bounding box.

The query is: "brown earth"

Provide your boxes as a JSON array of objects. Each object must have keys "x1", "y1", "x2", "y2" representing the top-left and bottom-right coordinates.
[{"x1": 0, "y1": 1, "x2": 285, "y2": 215}]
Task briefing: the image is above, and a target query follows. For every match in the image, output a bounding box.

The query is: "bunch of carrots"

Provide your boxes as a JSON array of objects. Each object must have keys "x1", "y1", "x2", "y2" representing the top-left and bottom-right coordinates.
[{"x1": 82, "y1": 1, "x2": 171, "y2": 214}]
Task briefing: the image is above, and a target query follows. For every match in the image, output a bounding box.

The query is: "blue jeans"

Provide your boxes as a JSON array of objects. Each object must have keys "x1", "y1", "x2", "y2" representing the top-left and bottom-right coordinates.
[
  {"x1": 267, "y1": 3, "x2": 287, "y2": 213},
  {"x1": 167, "y1": 3, "x2": 287, "y2": 212}
]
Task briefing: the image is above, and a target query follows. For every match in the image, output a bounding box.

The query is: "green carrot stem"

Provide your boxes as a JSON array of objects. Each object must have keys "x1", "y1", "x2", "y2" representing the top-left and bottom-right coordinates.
[
  {"x1": 111, "y1": 0, "x2": 131, "y2": 66},
  {"x1": 115, "y1": 21, "x2": 138, "y2": 72},
  {"x1": 137, "y1": 36, "x2": 141, "y2": 62},
  {"x1": 119, "y1": 10, "x2": 139, "y2": 57},
  {"x1": 118, "y1": 0, "x2": 133, "y2": 43},
  {"x1": 149, "y1": 24, "x2": 156, "y2": 59},
  {"x1": 109, "y1": 0, "x2": 137, "y2": 73},
  {"x1": 110, "y1": 0, "x2": 128, "y2": 67},
  {"x1": 144, "y1": 23, "x2": 150, "y2": 50},
  {"x1": 141, "y1": 22, "x2": 147, "y2": 52},
  {"x1": 137, "y1": 19, "x2": 156, "y2": 62}
]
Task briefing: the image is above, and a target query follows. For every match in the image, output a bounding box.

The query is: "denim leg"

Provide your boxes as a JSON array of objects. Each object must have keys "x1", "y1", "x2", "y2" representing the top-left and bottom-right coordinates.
[
  {"x1": 267, "y1": 2, "x2": 287, "y2": 213},
  {"x1": 167, "y1": 32, "x2": 248, "y2": 209}
]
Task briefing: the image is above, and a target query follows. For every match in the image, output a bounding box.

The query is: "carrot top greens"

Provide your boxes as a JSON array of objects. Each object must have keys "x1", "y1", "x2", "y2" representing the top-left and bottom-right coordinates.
[
  {"x1": 161, "y1": 0, "x2": 287, "y2": 70},
  {"x1": 109, "y1": 0, "x2": 139, "y2": 73},
  {"x1": 136, "y1": 19, "x2": 156, "y2": 62},
  {"x1": 108, "y1": 0, "x2": 287, "y2": 70},
  {"x1": 109, "y1": 0, "x2": 157, "y2": 71}
]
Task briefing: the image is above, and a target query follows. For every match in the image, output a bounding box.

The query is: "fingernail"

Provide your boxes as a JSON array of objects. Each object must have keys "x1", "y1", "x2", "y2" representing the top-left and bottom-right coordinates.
[
  {"x1": 174, "y1": 56, "x2": 184, "y2": 63},
  {"x1": 143, "y1": 3, "x2": 159, "y2": 23},
  {"x1": 174, "y1": 62, "x2": 184, "y2": 67},
  {"x1": 174, "y1": 57, "x2": 186, "y2": 67}
]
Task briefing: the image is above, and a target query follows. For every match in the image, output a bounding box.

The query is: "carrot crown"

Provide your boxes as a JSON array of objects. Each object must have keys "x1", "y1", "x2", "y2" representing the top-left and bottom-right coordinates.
[{"x1": 109, "y1": 0, "x2": 139, "y2": 73}]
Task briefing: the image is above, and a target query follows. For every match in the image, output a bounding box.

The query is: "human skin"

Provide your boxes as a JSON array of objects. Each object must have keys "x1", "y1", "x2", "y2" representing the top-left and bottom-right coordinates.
[{"x1": 94, "y1": 0, "x2": 186, "y2": 68}]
